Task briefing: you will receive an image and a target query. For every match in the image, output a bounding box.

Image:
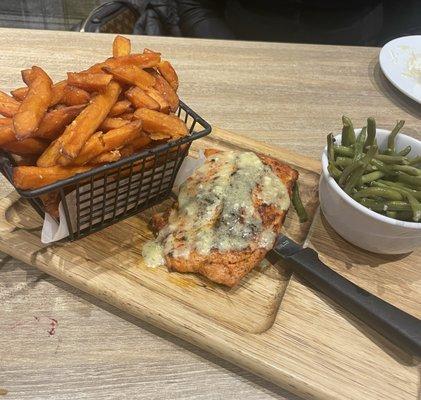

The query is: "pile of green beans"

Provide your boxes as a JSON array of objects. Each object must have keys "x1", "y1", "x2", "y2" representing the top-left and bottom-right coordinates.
[{"x1": 327, "y1": 116, "x2": 421, "y2": 222}]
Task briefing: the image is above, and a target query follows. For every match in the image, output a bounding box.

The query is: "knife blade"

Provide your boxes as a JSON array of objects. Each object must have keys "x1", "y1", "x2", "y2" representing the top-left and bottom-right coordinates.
[{"x1": 272, "y1": 234, "x2": 421, "y2": 358}]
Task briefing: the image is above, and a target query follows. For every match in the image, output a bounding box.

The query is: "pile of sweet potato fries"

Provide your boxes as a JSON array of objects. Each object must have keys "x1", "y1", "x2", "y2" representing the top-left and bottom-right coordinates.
[{"x1": 0, "y1": 35, "x2": 188, "y2": 205}]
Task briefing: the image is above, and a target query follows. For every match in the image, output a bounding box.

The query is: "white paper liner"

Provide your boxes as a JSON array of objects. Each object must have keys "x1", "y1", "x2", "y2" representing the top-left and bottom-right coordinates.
[{"x1": 41, "y1": 151, "x2": 206, "y2": 243}]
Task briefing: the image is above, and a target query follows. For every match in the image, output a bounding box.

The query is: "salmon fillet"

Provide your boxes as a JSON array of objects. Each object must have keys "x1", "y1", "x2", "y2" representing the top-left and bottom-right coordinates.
[{"x1": 149, "y1": 150, "x2": 298, "y2": 287}]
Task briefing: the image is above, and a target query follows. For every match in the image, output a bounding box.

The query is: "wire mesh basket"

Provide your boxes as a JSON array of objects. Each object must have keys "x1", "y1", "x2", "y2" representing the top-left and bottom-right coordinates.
[{"x1": 0, "y1": 101, "x2": 211, "y2": 241}]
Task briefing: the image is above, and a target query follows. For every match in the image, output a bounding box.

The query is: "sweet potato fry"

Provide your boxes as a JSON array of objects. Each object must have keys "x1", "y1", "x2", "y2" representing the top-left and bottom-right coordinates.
[
  {"x1": 36, "y1": 138, "x2": 61, "y2": 167},
  {"x1": 0, "y1": 118, "x2": 11, "y2": 126},
  {"x1": 21, "y1": 68, "x2": 33, "y2": 85},
  {"x1": 13, "y1": 66, "x2": 53, "y2": 139},
  {"x1": 109, "y1": 100, "x2": 133, "y2": 117},
  {"x1": 119, "y1": 144, "x2": 134, "y2": 158},
  {"x1": 113, "y1": 35, "x2": 131, "y2": 57},
  {"x1": 50, "y1": 80, "x2": 68, "y2": 105},
  {"x1": 145, "y1": 88, "x2": 170, "y2": 114},
  {"x1": 89, "y1": 150, "x2": 121, "y2": 164},
  {"x1": 2, "y1": 137, "x2": 48, "y2": 156},
  {"x1": 67, "y1": 72, "x2": 112, "y2": 93},
  {"x1": 119, "y1": 112, "x2": 134, "y2": 120},
  {"x1": 65, "y1": 131, "x2": 103, "y2": 165},
  {"x1": 152, "y1": 72, "x2": 179, "y2": 112},
  {"x1": 143, "y1": 48, "x2": 160, "y2": 54},
  {"x1": 22, "y1": 72, "x2": 67, "y2": 105},
  {"x1": 133, "y1": 108, "x2": 188, "y2": 138},
  {"x1": 58, "y1": 81, "x2": 121, "y2": 161},
  {"x1": 120, "y1": 132, "x2": 152, "y2": 157},
  {"x1": 12, "y1": 80, "x2": 68, "y2": 106},
  {"x1": 102, "y1": 119, "x2": 142, "y2": 146},
  {"x1": 0, "y1": 124, "x2": 16, "y2": 146},
  {"x1": 149, "y1": 132, "x2": 172, "y2": 141},
  {"x1": 0, "y1": 91, "x2": 20, "y2": 117},
  {"x1": 126, "y1": 86, "x2": 159, "y2": 110},
  {"x1": 157, "y1": 60, "x2": 178, "y2": 91},
  {"x1": 100, "y1": 117, "x2": 129, "y2": 131},
  {"x1": 39, "y1": 191, "x2": 60, "y2": 218},
  {"x1": 13, "y1": 165, "x2": 91, "y2": 190},
  {"x1": 72, "y1": 120, "x2": 142, "y2": 165},
  {"x1": 87, "y1": 53, "x2": 161, "y2": 73},
  {"x1": 16, "y1": 155, "x2": 39, "y2": 166},
  {"x1": 11, "y1": 87, "x2": 27, "y2": 101},
  {"x1": 23, "y1": 70, "x2": 65, "y2": 104},
  {"x1": 35, "y1": 104, "x2": 86, "y2": 140},
  {"x1": 102, "y1": 65, "x2": 155, "y2": 90},
  {"x1": 60, "y1": 85, "x2": 90, "y2": 106}
]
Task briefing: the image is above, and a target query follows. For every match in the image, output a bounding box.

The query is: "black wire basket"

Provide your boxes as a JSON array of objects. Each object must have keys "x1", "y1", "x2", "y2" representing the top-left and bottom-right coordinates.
[{"x1": 0, "y1": 101, "x2": 211, "y2": 241}]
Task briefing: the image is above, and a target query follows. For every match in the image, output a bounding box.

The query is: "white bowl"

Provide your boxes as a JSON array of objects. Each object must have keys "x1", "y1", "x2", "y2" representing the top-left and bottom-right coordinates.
[{"x1": 320, "y1": 128, "x2": 421, "y2": 254}]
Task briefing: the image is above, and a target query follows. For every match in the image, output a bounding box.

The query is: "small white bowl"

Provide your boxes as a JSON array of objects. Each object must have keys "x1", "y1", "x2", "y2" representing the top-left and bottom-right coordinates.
[{"x1": 320, "y1": 128, "x2": 421, "y2": 254}]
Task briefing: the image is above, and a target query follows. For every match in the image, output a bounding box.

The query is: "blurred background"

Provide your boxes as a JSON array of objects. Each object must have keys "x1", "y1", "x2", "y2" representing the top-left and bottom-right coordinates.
[{"x1": 1, "y1": 0, "x2": 420, "y2": 46}]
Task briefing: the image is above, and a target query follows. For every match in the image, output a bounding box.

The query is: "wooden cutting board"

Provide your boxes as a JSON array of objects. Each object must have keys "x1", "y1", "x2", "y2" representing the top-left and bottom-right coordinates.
[{"x1": 0, "y1": 127, "x2": 419, "y2": 400}]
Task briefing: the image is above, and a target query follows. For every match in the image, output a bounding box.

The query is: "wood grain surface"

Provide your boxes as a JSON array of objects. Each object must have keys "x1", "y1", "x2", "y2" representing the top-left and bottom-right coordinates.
[{"x1": 0, "y1": 28, "x2": 420, "y2": 400}]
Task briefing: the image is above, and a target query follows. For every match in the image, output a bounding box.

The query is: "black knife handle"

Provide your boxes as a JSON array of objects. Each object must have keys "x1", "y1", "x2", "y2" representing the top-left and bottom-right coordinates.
[{"x1": 284, "y1": 247, "x2": 421, "y2": 358}]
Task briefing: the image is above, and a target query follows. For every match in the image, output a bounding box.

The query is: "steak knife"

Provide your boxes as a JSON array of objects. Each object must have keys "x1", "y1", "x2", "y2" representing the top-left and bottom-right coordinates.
[{"x1": 272, "y1": 235, "x2": 421, "y2": 358}]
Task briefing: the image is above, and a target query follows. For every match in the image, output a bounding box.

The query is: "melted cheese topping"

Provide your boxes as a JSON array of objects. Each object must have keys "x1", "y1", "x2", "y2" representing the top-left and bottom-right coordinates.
[{"x1": 142, "y1": 151, "x2": 290, "y2": 267}]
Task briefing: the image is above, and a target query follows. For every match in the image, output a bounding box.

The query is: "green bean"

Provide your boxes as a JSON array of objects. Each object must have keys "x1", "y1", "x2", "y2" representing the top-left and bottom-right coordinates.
[
  {"x1": 336, "y1": 156, "x2": 377, "y2": 171},
  {"x1": 372, "y1": 181, "x2": 408, "y2": 195},
  {"x1": 360, "y1": 171, "x2": 385, "y2": 184},
  {"x1": 364, "y1": 117, "x2": 376, "y2": 151},
  {"x1": 334, "y1": 145, "x2": 354, "y2": 158},
  {"x1": 378, "y1": 179, "x2": 414, "y2": 190},
  {"x1": 370, "y1": 158, "x2": 395, "y2": 176},
  {"x1": 328, "y1": 162, "x2": 342, "y2": 180},
  {"x1": 339, "y1": 160, "x2": 363, "y2": 186},
  {"x1": 371, "y1": 181, "x2": 391, "y2": 189},
  {"x1": 383, "y1": 146, "x2": 410, "y2": 156},
  {"x1": 353, "y1": 127, "x2": 367, "y2": 161},
  {"x1": 374, "y1": 154, "x2": 409, "y2": 164},
  {"x1": 362, "y1": 144, "x2": 378, "y2": 164},
  {"x1": 387, "y1": 120, "x2": 405, "y2": 152},
  {"x1": 358, "y1": 198, "x2": 411, "y2": 212},
  {"x1": 371, "y1": 179, "x2": 421, "y2": 200},
  {"x1": 292, "y1": 182, "x2": 308, "y2": 223},
  {"x1": 365, "y1": 164, "x2": 377, "y2": 173},
  {"x1": 336, "y1": 156, "x2": 353, "y2": 168},
  {"x1": 385, "y1": 201, "x2": 413, "y2": 211},
  {"x1": 341, "y1": 115, "x2": 356, "y2": 146},
  {"x1": 409, "y1": 156, "x2": 421, "y2": 166},
  {"x1": 398, "y1": 145, "x2": 411, "y2": 156},
  {"x1": 344, "y1": 145, "x2": 377, "y2": 193},
  {"x1": 395, "y1": 211, "x2": 414, "y2": 221},
  {"x1": 390, "y1": 165, "x2": 421, "y2": 176},
  {"x1": 344, "y1": 165, "x2": 365, "y2": 193},
  {"x1": 386, "y1": 211, "x2": 397, "y2": 219},
  {"x1": 406, "y1": 193, "x2": 421, "y2": 222},
  {"x1": 327, "y1": 133, "x2": 335, "y2": 162},
  {"x1": 397, "y1": 172, "x2": 421, "y2": 188},
  {"x1": 353, "y1": 187, "x2": 403, "y2": 201},
  {"x1": 341, "y1": 155, "x2": 376, "y2": 172}
]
